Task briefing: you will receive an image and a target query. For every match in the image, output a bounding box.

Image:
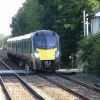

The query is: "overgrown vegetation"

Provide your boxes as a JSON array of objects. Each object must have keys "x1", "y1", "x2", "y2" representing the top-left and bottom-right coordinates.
[
  {"x1": 79, "y1": 33, "x2": 100, "y2": 75},
  {"x1": 0, "y1": 34, "x2": 5, "y2": 47},
  {"x1": 0, "y1": 34, "x2": 10, "y2": 48},
  {"x1": 10, "y1": 0, "x2": 100, "y2": 65}
]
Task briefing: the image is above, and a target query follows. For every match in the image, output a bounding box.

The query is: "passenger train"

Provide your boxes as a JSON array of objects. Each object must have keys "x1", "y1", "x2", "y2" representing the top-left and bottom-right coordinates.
[{"x1": 7, "y1": 30, "x2": 60, "y2": 71}]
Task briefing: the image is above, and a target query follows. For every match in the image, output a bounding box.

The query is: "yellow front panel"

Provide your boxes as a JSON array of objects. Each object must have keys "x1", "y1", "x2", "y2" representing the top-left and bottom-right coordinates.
[{"x1": 36, "y1": 48, "x2": 57, "y2": 60}]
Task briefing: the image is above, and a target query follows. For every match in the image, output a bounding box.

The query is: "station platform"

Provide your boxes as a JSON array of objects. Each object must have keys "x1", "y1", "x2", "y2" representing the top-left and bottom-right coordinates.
[
  {"x1": 0, "y1": 68, "x2": 83, "y2": 76},
  {"x1": 0, "y1": 70, "x2": 33, "y2": 75},
  {"x1": 56, "y1": 68, "x2": 83, "y2": 74}
]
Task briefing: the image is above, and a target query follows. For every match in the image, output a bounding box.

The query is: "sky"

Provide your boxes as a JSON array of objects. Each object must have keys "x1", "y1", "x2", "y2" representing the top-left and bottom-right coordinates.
[{"x1": 0, "y1": 0, "x2": 25, "y2": 36}]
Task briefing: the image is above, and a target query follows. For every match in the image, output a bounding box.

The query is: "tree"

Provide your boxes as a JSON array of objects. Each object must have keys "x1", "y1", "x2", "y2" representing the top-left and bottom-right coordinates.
[
  {"x1": 38, "y1": 0, "x2": 99, "y2": 65},
  {"x1": 10, "y1": 0, "x2": 100, "y2": 65},
  {"x1": 0, "y1": 34, "x2": 11, "y2": 48},
  {"x1": 79, "y1": 33, "x2": 100, "y2": 75},
  {"x1": 10, "y1": 0, "x2": 45, "y2": 36},
  {"x1": 0, "y1": 34, "x2": 5, "y2": 47}
]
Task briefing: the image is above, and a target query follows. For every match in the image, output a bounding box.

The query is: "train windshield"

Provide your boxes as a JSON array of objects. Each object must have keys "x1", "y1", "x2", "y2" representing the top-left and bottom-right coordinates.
[{"x1": 34, "y1": 36, "x2": 58, "y2": 49}]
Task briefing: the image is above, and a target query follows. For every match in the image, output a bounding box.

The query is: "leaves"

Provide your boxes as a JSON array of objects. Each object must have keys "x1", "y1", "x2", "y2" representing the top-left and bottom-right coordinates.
[
  {"x1": 10, "y1": 0, "x2": 45, "y2": 36},
  {"x1": 10, "y1": 0, "x2": 100, "y2": 65},
  {"x1": 79, "y1": 33, "x2": 100, "y2": 75}
]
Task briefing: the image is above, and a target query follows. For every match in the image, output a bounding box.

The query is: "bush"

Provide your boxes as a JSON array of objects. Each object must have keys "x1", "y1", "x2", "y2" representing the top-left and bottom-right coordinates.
[{"x1": 79, "y1": 33, "x2": 100, "y2": 75}]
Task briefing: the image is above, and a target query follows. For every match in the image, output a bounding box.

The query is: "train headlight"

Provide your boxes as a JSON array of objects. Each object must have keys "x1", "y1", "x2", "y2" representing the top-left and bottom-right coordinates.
[
  {"x1": 56, "y1": 50, "x2": 60, "y2": 58},
  {"x1": 34, "y1": 52, "x2": 39, "y2": 58}
]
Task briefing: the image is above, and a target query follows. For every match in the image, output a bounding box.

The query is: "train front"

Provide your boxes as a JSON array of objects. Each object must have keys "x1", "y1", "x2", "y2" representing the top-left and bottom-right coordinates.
[{"x1": 32, "y1": 30, "x2": 60, "y2": 71}]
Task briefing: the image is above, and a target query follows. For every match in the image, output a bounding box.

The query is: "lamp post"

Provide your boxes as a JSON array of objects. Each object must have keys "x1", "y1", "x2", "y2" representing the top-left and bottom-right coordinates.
[
  {"x1": 69, "y1": 55, "x2": 74, "y2": 68},
  {"x1": 83, "y1": 10, "x2": 89, "y2": 36},
  {"x1": 83, "y1": 10, "x2": 86, "y2": 36}
]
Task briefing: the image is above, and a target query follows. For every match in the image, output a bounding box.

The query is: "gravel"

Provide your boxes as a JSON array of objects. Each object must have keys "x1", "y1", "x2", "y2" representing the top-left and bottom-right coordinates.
[
  {"x1": 46, "y1": 75, "x2": 100, "y2": 100},
  {"x1": 0, "y1": 61, "x2": 9, "y2": 70},
  {"x1": 2, "y1": 76, "x2": 35, "y2": 100},
  {"x1": 0, "y1": 85, "x2": 7, "y2": 100},
  {"x1": 22, "y1": 75, "x2": 78, "y2": 100},
  {"x1": 67, "y1": 73, "x2": 100, "y2": 87},
  {"x1": 1, "y1": 49, "x2": 100, "y2": 99}
]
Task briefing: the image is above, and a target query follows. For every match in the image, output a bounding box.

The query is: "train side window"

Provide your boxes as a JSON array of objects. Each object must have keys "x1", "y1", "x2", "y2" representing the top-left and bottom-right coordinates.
[
  {"x1": 23, "y1": 39, "x2": 25, "y2": 53},
  {"x1": 26, "y1": 38, "x2": 31, "y2": 53},
  {"x1": 23, "y1": 39, "x2": 29, "y2": 54}
]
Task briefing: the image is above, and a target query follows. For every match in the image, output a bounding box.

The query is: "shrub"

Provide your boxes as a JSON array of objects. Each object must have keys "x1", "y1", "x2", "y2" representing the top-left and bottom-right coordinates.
[{"x1": 79, "y1": 33, "x2": 100, "y2": 75}]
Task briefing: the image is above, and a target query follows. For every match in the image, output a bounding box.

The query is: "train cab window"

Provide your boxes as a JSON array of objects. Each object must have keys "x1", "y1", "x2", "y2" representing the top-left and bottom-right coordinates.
[{"x1": 33, "y1": 35, "x2": 58, "y2": 49}]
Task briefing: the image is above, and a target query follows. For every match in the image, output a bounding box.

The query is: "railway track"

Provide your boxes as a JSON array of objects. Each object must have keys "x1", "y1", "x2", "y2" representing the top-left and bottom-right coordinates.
[
  {"x1": 0, "y1": 49, "x2": 8, "y2": 59},
  {"x1": 0, "y1": 50, "x2": 80, "y2": 100},
  {"x1": 0, "y1": 76, "x2": 12, "y2": 100},
  {"x1": 38, "y1": 74, "x2": 90, "y2": 100},
  {"x1": 57, "y1": 74, "x2": 100, "y2": 93},
  {"x1": 0, "y1": 60, "x2": 10, "y2": 70},
  {"x1": 0, "y1": 50, "x2": 100, "y2": 100},
  {"x1": 38, "y1": 73, "x2": 100, "y2": 100},
  {"x1": 1, "y1": 75, "x2": 36, "y2": 100},
  {"x1": 0, "y1": 59, "x2": 45, "y2": 100},
  {"x1": 65, "y1": 73, "x2": 100, "y2": 88},
  {"x1": 0, "y1": 49, "x2": 21, "y2": 70},
  {"x1": 21, "y1": 74, "x2": 79, "y2": 100}
]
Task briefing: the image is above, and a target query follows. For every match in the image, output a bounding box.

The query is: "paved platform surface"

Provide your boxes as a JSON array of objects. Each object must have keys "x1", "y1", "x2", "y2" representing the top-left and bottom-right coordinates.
[
  {"x1": 56, "y1": 68, "x2": 83, "y2": 73},
  {"x1": 0, "y1": 70, "x2": 33, "y2": 75},
  {"x1": 0, "y1": 68, "x2": 83, "y2": 75}
]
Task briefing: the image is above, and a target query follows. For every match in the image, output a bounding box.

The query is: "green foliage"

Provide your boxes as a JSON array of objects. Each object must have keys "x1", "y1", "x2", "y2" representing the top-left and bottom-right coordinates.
[
  {"x1": 79, "y1": 35, "x2": 95, "y2": 61},
  {"x1": 38, "y1": 0, "x2": 99, "y2": 65},
  {"x1": 10, "y1": 0, "x2": 45, "y2": 36},
  {"x1": 10, "y1": 0, "x2": 100, "y2": 65},
  {"x1": 0, "y1": 34, "x2": 11, "y2": 48},
  {"x1": 79, "y1": 33, "x2": 100, "y2": 75},
  {"x1": 0, "y1": 34, "x2": 5, "y2": 47}
]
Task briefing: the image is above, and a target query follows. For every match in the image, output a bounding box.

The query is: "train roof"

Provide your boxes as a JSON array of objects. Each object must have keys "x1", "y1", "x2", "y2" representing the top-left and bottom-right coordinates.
[
  {"x1": 35, "y1": 30, "x2": 58, "y2": 36},
  {"x1": 7, "y1": 30, "x2": 58, "y2": 42}
]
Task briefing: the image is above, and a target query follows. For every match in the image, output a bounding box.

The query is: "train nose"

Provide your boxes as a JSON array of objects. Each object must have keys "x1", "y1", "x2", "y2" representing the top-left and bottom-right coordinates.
[{"x1": 36, "y1": 48, "x2": 57, "y2": 60}]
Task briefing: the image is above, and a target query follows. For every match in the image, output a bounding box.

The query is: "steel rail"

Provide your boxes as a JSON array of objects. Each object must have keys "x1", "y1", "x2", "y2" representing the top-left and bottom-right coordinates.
[
  {"x1": 57, "y1": 74, "x2": 100, "y2": 93},
  {"x1": 0, "y1": 59, "x2": 45, "y2": 100},
  {"x1": 0, "y1": 76, "x2": 13, "y2": 100},
  {"x1": 38, "y1": 74, "x2": 90, "y2": 100}
]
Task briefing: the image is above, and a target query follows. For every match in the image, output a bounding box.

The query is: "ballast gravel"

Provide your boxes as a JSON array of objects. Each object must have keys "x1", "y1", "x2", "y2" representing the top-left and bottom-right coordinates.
[
  {"x1": 22, "y1": 75, "x2": 79, "y2": 100},
  {"x1": 2, "y1": 76, "x2": 35, "y2": 100},
  {"x1": 0, "y1": 85, "x2": 7, "y2": 100}
]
